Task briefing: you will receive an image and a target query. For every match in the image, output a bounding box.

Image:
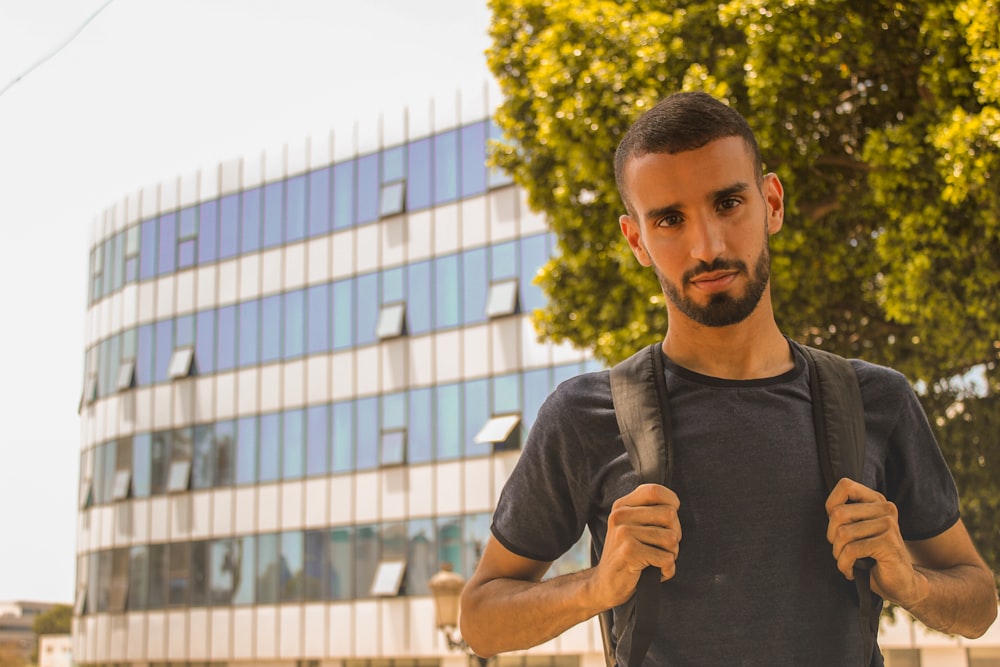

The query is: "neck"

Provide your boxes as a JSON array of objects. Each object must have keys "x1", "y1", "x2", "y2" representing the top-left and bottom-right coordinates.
[{"x1": 660, "y1": 295, "x2": 792, "y2": 380}]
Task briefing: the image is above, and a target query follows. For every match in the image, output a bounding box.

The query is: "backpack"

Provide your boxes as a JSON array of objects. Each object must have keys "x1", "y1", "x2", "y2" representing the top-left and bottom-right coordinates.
[{"x1": 596, "y1": 341, "x2": 880, "y2": 667}]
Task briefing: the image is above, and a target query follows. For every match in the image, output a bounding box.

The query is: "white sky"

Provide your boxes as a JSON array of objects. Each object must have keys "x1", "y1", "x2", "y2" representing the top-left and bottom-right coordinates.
[{"x1": 0, "y1": 0, "x2": 493, "y2": 603}]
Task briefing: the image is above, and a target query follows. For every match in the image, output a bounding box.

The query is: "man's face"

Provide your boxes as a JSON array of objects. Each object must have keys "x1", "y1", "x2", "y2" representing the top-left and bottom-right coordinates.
[{"x1": 618, "y1": 136, "x2": 784, "y2": 329}]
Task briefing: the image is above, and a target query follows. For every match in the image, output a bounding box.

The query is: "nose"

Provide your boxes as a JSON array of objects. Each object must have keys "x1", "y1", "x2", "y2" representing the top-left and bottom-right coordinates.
[{"x1": 688, "y1": 215, "x2": 726, "y2": 264}]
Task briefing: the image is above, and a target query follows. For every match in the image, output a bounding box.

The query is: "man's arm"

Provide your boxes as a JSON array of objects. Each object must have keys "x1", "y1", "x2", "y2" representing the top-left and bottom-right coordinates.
[
  {"x1": 460, "y1": 484, "x2": 681, "y2": 658},
  {"x1": 826, "y1": 478, "x2": 998, "y2": 638}
]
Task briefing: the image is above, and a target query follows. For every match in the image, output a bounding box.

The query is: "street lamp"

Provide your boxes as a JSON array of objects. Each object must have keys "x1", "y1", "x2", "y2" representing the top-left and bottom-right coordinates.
[{"x1": 428, "y1": 562, "x2": 488, "y2": 666}]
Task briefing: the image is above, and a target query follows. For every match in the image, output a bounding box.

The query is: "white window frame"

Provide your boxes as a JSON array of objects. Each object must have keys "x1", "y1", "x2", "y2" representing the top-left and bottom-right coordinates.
[
  {"x1": 486, "y1": 278, "x2": 520, "y2": 319},
  {"x1": 111, "y1": 469, "x2": 132, "y2": 501},
  {"x1": 166, "y1": 460, "x2": 192, "y2": 493},
  {"x1": 379, "y1": 429, "x2": 407, "y2": 467},
  {"x1": 116, "y1": 360, "x2": 136, "y2": 392},
  {"x1": 474, "y1": 414, "x2": 522, "y2": 450},
  {"x1": 370, "y1": 559, "x2": 407, "y2": 596},
  {"x1": 379, "y1": 180, "x2": 407, "y2": 218},
  {"x1": 376, "y1": 302, "x2": 407, "y2": 340},
  {"x1": 168, "y1": 347, "x2": 195, "y2": 380}
]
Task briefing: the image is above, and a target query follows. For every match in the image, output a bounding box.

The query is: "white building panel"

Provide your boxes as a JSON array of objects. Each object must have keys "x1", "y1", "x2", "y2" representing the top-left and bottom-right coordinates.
[
  {"x1": 196, "y1": 265, "x2": 217, "y2": 310},
  {"x1": 209, "y1": 608, "x2": 232, "y2": 660},
  {"x1": 434, "y1": 331, "x2": 462, "y2": 384},
  {"x1": 166, "y1": 610, "x2": 187, "y2": 661},
  {"x1": 307, "y1": 235, "x2": 332, "y2": 285},
  {"x1": 125, "y1": 612, "x2": 146, "y2": 661},
  {"x1": 240, "y1": 254, "x2": 262, "y2": 300},
  {"x1": 233, "y1": 487, "x2": 258, "y2": 534},
  {"x1": 381, "y1": 599, "x2": 409, "y2": 656},
  {"x1": 284, "y1": 359, "x2": 306, "y2": 409},
  {"x1": 147, "y1": 498, "x2": 168, "y2": 542},
  {"x1": 191, "y1": 491, "x2": 212, "y2": 539},
  {"x1": 278, "y1": 605, "x2": 303, "y2": 658},
  {"x1": 353, "y1": 600, "x2": 379, "y2": 656},
  {"x1": 188, "y1": 608, "x2": 210, "y2": 660},
  {"x1": 238, "y1": 367, "x2": 261, "y2": 415},
  {"x1": 408, "y1": 465, "x2": 435, "y2": 517},
  {"x1": 145, "y1": 611, "x2": 167, "y2": 660},
  {"x1": 434, "y1": 203, "x2": 461, "y2": 256},
  {"x1": 407, "y1": 209, "x2": 434, "y2": 263},
  {"x1": 303, "y1": 478, "x2": 328, "y2": 528},
  {"x1": 355, "y1": 224, "x2": 380, "y2": 274},
  {"x1": 489, "y1": 187, "x2": 520, "y2": 243},
  {"x1": 306, "y1": 355, "x2": 331, "y2": 403},
  {"x1": 255, "y1": 606, "x2": 279, "y2": 659},
  {"x1": 329, "y1": 602, "x2": 355, "y2": 656},
  {"x1": 461, "y1": 195, "x2": 489, "y2": 249},
  {"x1": 285, "y1": 242, "x2": 307, "y2": 291},
  {"x1": 355, "y1": 347, "x2": 380, "y2": 396},
  {"x1": 381, "y1": 340, "x2": 408, "y2": 393},
  {"x1": 215, "y1": 371, "x2": 237, "y2": 420},
  {"x1": 303, "y1": 604, "x2": 327, "y2": 657},
  {"x1": 331, "y1": 351, "x2": 355, "y2": 401},
  {"x1": 380, "y1": 467, "x2": 407, "y2": 521},
  {"x1": 281, "y1": 481, "x2": 304, "y2": 531},
  {"x1": 329, "y1": 476, "x2": 354, "y2": 525},
  {"x1": 408, "y1": 336, "x2": 434, "y2": 387},
  {"x1": 155, "y1": 274, "x2": 175, "y2": 320},
  {"x1": 258, "y1": 365, "x2": 280, "y2": 413},
  {"x1": 212, "y1": 488, "x2": 234, "y2": 537},
  {"x1": 463, "y1": 325, "x2": 490, "y2": 379},
  {"x1": 463, "y1": 458, "x2": 492, "y2": 514},
  {"x1": 330, "y1": 228, "x2": 357, "y2": 279},
  {"x1": 176, "y1": 269, "x2": 196, "y2": 315},
  {"x1": 354, "y1": 471, "x2": 380, "y2": 523},
  {"x1": 138, "y1": 281, "x2": 156, "y2": 324},
  {"x1": 257, "y1": 484, "x2": 280, "y2": 533},
  {"x1": 382, "y1": 216, "x2": 407, "y2": 268},
  {"x1": 108, "y1": 614, "x2": 127, "y2": 661},
  {"x1": 435, "y1": 462, "x2": 463, "y2": 516},
  {"x1": 232, "y1": 607, "x2": 255, "y2": 659}
]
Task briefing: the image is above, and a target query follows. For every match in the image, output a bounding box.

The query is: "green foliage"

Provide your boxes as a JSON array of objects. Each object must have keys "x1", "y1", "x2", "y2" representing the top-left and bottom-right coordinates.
[
  {"x1": 488, "y1": 0, "x2": 1000, "y2": 577},
  {"x1": 32, "y1": 604, "x2": 72, "y2": 636}
]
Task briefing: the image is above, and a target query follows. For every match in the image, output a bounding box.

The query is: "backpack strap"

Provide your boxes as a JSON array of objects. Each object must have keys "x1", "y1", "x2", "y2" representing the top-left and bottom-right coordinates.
[
  {"x1": 802, "y1": 345, "x2": 879, "y2": 666},
  {"x1": 606, "y1": 342, "x2": 670, "y2": 667}
]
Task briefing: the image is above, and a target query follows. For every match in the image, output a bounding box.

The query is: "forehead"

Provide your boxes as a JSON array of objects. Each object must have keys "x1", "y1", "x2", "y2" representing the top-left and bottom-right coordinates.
[{"x1": 623, "y1": 136, "x2": 758, "y2": 210}]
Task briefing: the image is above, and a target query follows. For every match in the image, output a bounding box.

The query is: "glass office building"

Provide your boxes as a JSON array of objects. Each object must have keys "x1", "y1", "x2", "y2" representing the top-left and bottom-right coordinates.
[{"x1": 73, "y1": 87, "x2": 600, "y2": 667}]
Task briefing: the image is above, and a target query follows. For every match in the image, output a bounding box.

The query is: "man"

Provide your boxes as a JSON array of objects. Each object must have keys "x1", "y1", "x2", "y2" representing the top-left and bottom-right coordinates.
[{"x1": 459, "y1": 92, "x2": 997, "y2": 665}]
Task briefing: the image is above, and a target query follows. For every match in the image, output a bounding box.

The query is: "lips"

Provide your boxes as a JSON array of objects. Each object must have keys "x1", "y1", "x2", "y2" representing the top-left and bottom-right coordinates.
[{"x1": 689, "y1": 271, "x2": 738, "y2": 293}]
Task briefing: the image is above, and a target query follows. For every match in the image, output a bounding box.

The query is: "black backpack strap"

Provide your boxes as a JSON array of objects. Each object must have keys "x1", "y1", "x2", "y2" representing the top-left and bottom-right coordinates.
[
  {"x1": 607, "y1": 342, "x2": 670, "y2": 667},
  {"x1": 803, "y1": 345, "x2": 879, "y2": 666}
]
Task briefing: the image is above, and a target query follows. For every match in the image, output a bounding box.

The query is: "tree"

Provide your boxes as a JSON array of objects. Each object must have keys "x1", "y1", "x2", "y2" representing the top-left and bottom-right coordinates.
[
  {"x1": 32, "y1": 604, "x2": 71, "y2": 636},
  {"x1": 487, "y1": 0, "x2": 1000, "y2": 576}
]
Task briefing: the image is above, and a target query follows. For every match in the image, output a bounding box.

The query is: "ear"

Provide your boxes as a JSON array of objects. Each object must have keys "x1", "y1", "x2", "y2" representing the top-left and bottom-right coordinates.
[
  {"x1": 763, "y1": 173, "x2": 784, "y2": 235},
  {"x1": 620, "y1": 214, "x2": 652, "y2": 267}
]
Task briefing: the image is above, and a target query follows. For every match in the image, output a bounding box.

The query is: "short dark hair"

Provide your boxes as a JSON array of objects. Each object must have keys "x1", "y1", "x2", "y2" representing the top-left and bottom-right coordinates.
[{"x1": 614, "y1": 92, "x2": 762, "y2": 215}]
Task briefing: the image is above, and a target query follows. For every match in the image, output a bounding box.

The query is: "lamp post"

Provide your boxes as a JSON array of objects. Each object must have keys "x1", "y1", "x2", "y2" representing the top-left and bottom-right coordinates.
[{"x1": 428, "y1": 563, "x2": 488, "y2": 667}]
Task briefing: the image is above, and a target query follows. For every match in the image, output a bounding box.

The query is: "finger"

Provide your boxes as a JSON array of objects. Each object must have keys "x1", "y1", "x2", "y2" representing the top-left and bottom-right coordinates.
[
  {"x1": 825, "y1": 478, "x2": 883, "y2": 513},
  {"x1": 618, "y1": 483, "x2": 681, "y2": 509},
  {"x1": 827, "y1": 501, "x2": 898, "y2": 545}
]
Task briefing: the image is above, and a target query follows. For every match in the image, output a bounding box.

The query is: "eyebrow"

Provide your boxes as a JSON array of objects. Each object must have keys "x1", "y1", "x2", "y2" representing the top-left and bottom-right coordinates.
[{"x1": 642, "y1": 181, "x2": 752, "y2": 221}]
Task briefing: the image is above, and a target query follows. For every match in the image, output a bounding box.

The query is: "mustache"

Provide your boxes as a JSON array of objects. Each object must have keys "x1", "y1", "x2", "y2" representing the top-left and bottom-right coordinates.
[{"x1": 683, "y1": 258, "x2": 748, "y2": 283}]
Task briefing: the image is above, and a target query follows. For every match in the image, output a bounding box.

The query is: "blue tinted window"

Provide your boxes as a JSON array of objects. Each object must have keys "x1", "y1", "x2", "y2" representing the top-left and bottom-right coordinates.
[
  {"x1": 179, "y1": 206, "x2": 198, "y2": 237},
  {"x1": 280, "y1": 531, "x2": 304, "y2": 601},
  {"x1": 306, "y1": 405, "x2": 328, "y2": 477},
  {"x1": 332, "y1": 279, "x2": 354, "y2": 350},
  {"x1": 332, "y1": 161, "x2": 355, "y2": 230},
  {"x1": 256, "y1": 533, "x2": 279, "y2": 604},
  {"x1": 177, "y1": 239, "x2": 196, "y2": 269},
  {"x1": 554, "y1": 361, "x2": 583, "y2": 386},
  {"x1": 216, "y1": 305, "x2": 237, "y2": 372},
  {"x1": 461, "y1": 121, "x2": 488, "y2": 197},
  {"x1": 494, "y1": 373, "x2": 521, "y2": 414},
  {"x1": 308, "y1": 167, "x2": 331, "y2": 237},
  {"x1": 175, "y1": 314, "x2": 194, "y2": 348},
  {"x1": 307, "y1": 284, "x2": 330, "y2": 355},
  {"x1": 465, "y1": 379, "x2": 491, "y2": 457},
  {"x1": 125, "y1": 257, "x2": 138, "y2": 284},
  {"x1": 158, "y1": 213, "x2": 177, "y2": 276},
  {"x1": 356, "y1": 153, "x2": 379, "y2": 224},
  {"x1": 283, "y1": 409, "x2": 304, "y2": 480},
  {"x1": 355, "y1": 397, "x2": 378, "y2": 470},
  {"x1": 407, "y1": 138, "x2": 432, "y2": 211},
  {"x1": 434, "y1": 130, "x2": 459, "y2": 204},
  {"x1": 487, "y1": 120, "x2": 515, "y2": 188},
  {"x1": 382, "y1": 267, "x2": 404, "y2": 304},
  {"x1": 111, "y1": 232, "x2": 125, "y2": 292},
  {"x1": 260, "y1": 294, "x2": 282, "y2": 364},
  {"x1": 331, "y1": 401, "x2": 353, "y2": 473},
  {"x1": 435, "y1": 255, "x2": 460, "y2": 328},
  {"x1": 284, "y1": 289, "x2": 305, "y2": 359},
  {"x1": 263, "y1": 182, "x2": 284, "y2": 249},
  {"x1": 408, "y1": 388, "x2": 433, "y2": 464},
  {"x1": 523, "y1": 368, "x2": 551, "y2": 430},
  {"x1": 154, "y1": 319, "x2": 173, "y2": 383},
  {"x1": 103, "y1": 238, "x2": 115, "y2": 298},
  {"x1": 382, "y1": 392, "x2": 407, "y2": 431},
  {"x1": 383, "y1": 146, "x2": 405, "y2": 182},
  {"x1": 214, "y1": 420, "x2": 236, "y2": 486},
  {"x1": 463, "y1": 248, "x2": 489, "y2": 325},
  {"x1": 492, "y1": 240, "x2": 518, "y2": 280},
  {"x1": 136, "y1": 323, "x2": 154, "y2": 386},
  {"x1": 219, "y1": 194, "x2": 240, "y2": 260},
  {"x1": 258, "y1": 413, "x2": 281, "y2": 483},
  {"x1": 241, "y1": 188, "x2": 261, "y2": 253},
  {"x1": 192, "y1": 425, "x2": 214, "y2": 491},
  {"x1": 328, "y1": 527, "x2": 354, "y2": 599},
  {"x1": 286, "y1": 175, "x2": 307, "y2": 243},
  {"x1": 139, "y1": 218, "x2": 157, "y2": 280},
  {"x1": 235, "y1": 417, "x2": 257, "y2": 485},
  {"x1": 198, "y1": 200, "x2": 218, "y2": 264},
  {"x1": 520, "y1": 234, "x2": 548, "y2": 312},
  {"x1": 407, "y1": 261, "x2": 432, "y2": 335},
  {"x1": 436, "y1": 384, "x2": 461, "y2": 460},
  {"x1": 239, "y1": 301, "x2": 259, "y2": 367},
  {"x1": 132, "y1": 433, "x2": 151, "y2": 498},
  {"x1": 355, "y1": 274, "x2": 379, "y2": 347}
]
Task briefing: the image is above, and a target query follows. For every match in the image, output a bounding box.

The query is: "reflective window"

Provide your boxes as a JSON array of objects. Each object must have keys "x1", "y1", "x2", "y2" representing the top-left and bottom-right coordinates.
[
  {"x1": 461, "y1": 121, "x2": 487, "y2": 197},
  {"x1": 383, "y1": 266, "x2": 404, "y2": 303},
  {"x1": 488, "y1": 120, "x2": 515, "y2": 188},
  {"x1": 258, "y1": 413, "x2": 281, "y2": 483},
  {"x1": 523, "y1": 368, "x2": 552, "y2": 431},
  {"x1": 150, "y1": 431, "x2": 171, "y2": 495},
  {"x1": 486, "y1": 279, "x2": 520, "y2": 319},
  {"x1": 463, "y1": 248, "x2": 489, "y2": 325},
  {"x1": 406, "y1": 518, "x2": 436, "y2": 595},
  {"x1": 464, "y1": 379, "x2": 491, "y2": 457},
  {"x1": 263, "y1": 181, "x2": 284, "y2": 249},
  {"x1": 211, "y1": 537, "x2": 252, "y2": 605},
  {"x1": 216, "y1": 305, "x2": 237, "y2": 372},
  {"x1": 128, "y1": 546, "x2": 148, "y2": 611},
  {"x1": 407, "y1": 138, "x2": 432, "y2": 211},
  {"x1": 168, "y1": 427, "x2": 194, "y2": 493},
  {"x1": 435, "y1": 255, "x2": 460, "y2": 328},
  {"x1": 332, "y1": 279, "x2": 354, "y2": 350},
  {"x1": 197, "y1": 200, "x2": 218, "y2": 264},
  {"x1": 256, "y1": 533, "x2": 280, "y2": 604},
  {"x1": 436, "y1": 384, "x2": 461, "y2": 460},
  {"x1": 461, "y1": 513, "x2": 492, "y2": 578},
  {"x1": 379, "y1": 181, "x2": 406, "y2": 217},
  {"x1": 355, "y1": 397, "x2": 378, "y2": 470},
  {"x1": 239, "y1": 300, "x2": 259, "y2": 366},
  {"x1": 306, "y1": 404, "x2": 329, "y2": 477},
  {"x1": 191, "y1": 425, "x2": 214, "y2": 490},
  {"x1": 261, "y1": 294, "x2": 282, "y2": 363},
  {"x1": 147, "y1": 544, "x2": 167, "y2": 610},
  {"x1": 331, "y1": 401, "x2": 353, "y2": 473},
  {"x1": 111, "y1": 231, "x2": 125, "y2": 292},
  {"x1": 241, "y1": 188, "x2": 262, "y2": 253},
  {"x1": 434, "y1": 129, "x2": 459, "y2": 204},
  {"x1": 356, "y1": 153, "x2": 380, "y2": 224},
  {"x1": 139, "y1": 218, "x2": 157, "y2": 280},
  {"x1": 303, "y1": 530, "x2": 327, "y2": 601},
  {"x1": 154, "y1": 319, "x2": 173, "y2": 383},
  {"x1": 194, "y1": 310, "x2": 215, "y2": 374},
  {"x1": 283, "y1": 409, "x2": 304, "y2": 480},
  {"x1": 178, "y1": 208, "x2": 198, "y2": 270},
  {"x1": 219, "y1": 193, "x2": 240, "y2": 260},
  {"x1": 520, "y1": 234, "x2": 548, "y2": 312},
  {"x1": 492, "y1": 240, "x2": 518, "y2": 280},
  {"x1": 286, "y1": 174, "x2": 307, "y2": 243},
  {"x1": 125, "y1": 225, "x2": 139, "y2": 283},
  {"x1": 383, "y1": 145, "x2": 405, "y2": 182},
  {"x1": 332, "y1": 160, "x2": 355, "y2": 230},
  {"x1": 190, "y1": 540, "x2": 210, "y2": 607},
  {"x1": 280, "y1": 531, "x2": 304, "y2": 601},
  {"x1": 307, "y1": 283, "x2": 330, "y2": 354},
  {"x1": 175, "y1": 312, "x2": 194, "y2": 347},
  {"x1": 168, "y1": 542, "x2": 190, "y2": 606},
  {"x1": 308, "y1": 167, "x2": 331, "y2": 237},
  {"x1": 494, "y1": 373, "x2": 521, "y2": 415},
  {"x1": 355, "y1": 274, "x2": 379, "y2": 347},
  {"x1": 285, "y1": 289, "x2": 305, "y2": 359},
  {"x1": 408, "y1": 388, "x2": 433, "y2": 465},
  {"x1": 438, "y1": 517, "x2": 462, "y2": 575},
  {"x1": 355, "y1": 525, "x2": 379, "y2": 598},
  {"x1": 158, "y1": 213, "x2": 177, "y2": 276},
  {"x1": 214, "y1": 419, "x2": 236, "y2": 487},
  {"x1": 235, "y1": 416, "x2": 257, "y2": 485},
  {"x1": 136, "y1": 323, "x2": 154, "y2": 386},
  {"x1": 329, "y1": 527, "x2": 354, "y2": 600},
  {"x1": 407, "y1": 260, "x2": 433, "y2": 335},
  {"x1": 132, "y1": 433, "x2": 151, "y2": 498}
]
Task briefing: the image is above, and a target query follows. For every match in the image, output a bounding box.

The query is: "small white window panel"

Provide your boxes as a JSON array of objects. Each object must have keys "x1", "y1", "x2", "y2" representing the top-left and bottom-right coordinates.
[
  {"x1": 379, "y1": 180, "x2": 406, "y2": 218},
  {"x1": 168, "y1": 347, "x2": 195, "y2": 379},
  {"x1": 108, "y1": 579, "x2": 129, "y2": 613},
  {"x1": 380, "y1": 430, "x2": 407, "y2": 467},
  {"x1": 117, "y1": 360, "x2": 136, "y2": 391},
  {"x1": 370, "y1": 559, "x2": 407, "y2": 596},
  {"x1": 486, "y1": 279, "x2": 519, "y2": 318},
  {"x1": 79, "y1": 479, "x2": 93, "y2": 509},
  {"x1": 74, "y1": 588, "x2": 88, "y2": 616},
  {"x1": 167, "y1": 460, "x2": 192, "y2": 493},
  {"x1": 376, "y1": 302, "x2": 407, "y2": 339},
  {"x1": 474, "y1": 414, "x2": 522, "y2": 445},
  {"x1": 83, "y1": 374, "x2": 98, "y2": 404},
  {"x1": 111, "y1": 470, "x2": 132, "y2": 501}
]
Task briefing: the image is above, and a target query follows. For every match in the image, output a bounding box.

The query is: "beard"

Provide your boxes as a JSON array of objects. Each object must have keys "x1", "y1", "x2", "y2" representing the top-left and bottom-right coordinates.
[{"x1": 654, "y1": 241, "x2": 771, "y2": 328}]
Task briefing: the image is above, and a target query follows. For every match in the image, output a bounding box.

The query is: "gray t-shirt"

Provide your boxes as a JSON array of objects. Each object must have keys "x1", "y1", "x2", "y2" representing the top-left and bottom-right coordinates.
[{"x1": 491, "y1": 343, "x2": 960, "y2": 666}]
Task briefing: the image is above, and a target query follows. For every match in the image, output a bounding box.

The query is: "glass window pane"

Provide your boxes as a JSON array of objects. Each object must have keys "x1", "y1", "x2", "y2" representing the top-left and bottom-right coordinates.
[
  {"x1": 195, "y1": 309, "x2": 215, "y2": 374},
  {"x1": 304, "y1": 530, "x2": 326, "y2": 601},
  {"x1": 379, "y1": 181, "x2": 406, "y2": 217},
  {"x1": 128, "y1": 546, "x2": 148, "y2": 611},
  {"x1": 408, "y1": 388, "x2": 433, "y2": 464},
  {"x1": 329, "y1": 527, "x2": 354, "y2": 600},
  {"x1": 210, "y1": 538, "x2": 244, "y2": 605},
  {"x1": 382, "y1": 145, "x2": 405, "y2": 182},
  {"x1": 355, "y1": 397, "x2": 378, "y2": 470},
  {"x1": 191, "y1": 425, "x2": 214, "y2": 490},
  {"x1": 214, "y1": 419, "x2": 236, "y2": 487},
  {"x1": 520, "y1": 234, "x2": 549, "y2": 312},
  {"x1": 190, "y1": 541, "x2": 210, "y2": 606},
  {"x1": 259, "y1": 413, "x2": 281, "y2": 483},
  {"x1": 235, "y1": 416, "x2": 257, "y2": 485},
  {"x1": 306, "y1": 404, "x2": 329, "y2": 477},
  {"x1": 256, "y1": 533, "x2": 279, "y2": 604},
  {"x1": 407, "y1": 260, "x2": 432, "y2": 335},
  {"x1": 382, "y1": 266, "x2": 404, "y2": 304},
  {"x1": 179, "y1": 206, "x2": 198, "y2": 238},
  {"x1": 284, "y1": 289, "x2": 305, "y2": 359},
  {"x1": 178, "y1": 239, "x2": 196, "y2": 269},
  {"x1": 239, "y1": 300, "x2": 259, "y2": 367},
  {"x1": 461, "y1": 121, "x2": 487, "y2": 197},
  {"x1": 332, "y1": 160, "x2": 355, "y2": 230},
  {"x1": 147, "y1": 544, "x2": 167, "y2": 610},
  {"x1": 308, "y1": 167, "x2": 331, "y2": 237},
  {"x1": 132, "y1": 432, "x2": 151, "y2": 498},
  {"x1": 434, "y1": 129, "x2": 459, "y2": 204},
  {"x1": 307, "y1": 283, "x2": 330, "y2": 354},
  {"x1": 331, "y1": 401, "x2": 353, "y2": 473},
  {"x1": 436, "y1": 384, "x2": 461, "y2": 460},
  {"x1": 492, "y1": 240, "x2": 518, "y2": 280},
  {"x1": 158, "y1": 213, "x2": 177, "y2": 276},
  {"x1": 355, "y1": 273, "x2": 379, "y2": 347},
  {"x1": 175, "y1": 313, "x2": 195, "y2": 348},
  {"x1": 463, "y1": 248, "x2": 489, "y2": 325},
  {"x1": 356, "y1": 153, "x2": 379, "y2": 224},
  {"x1": 168, "y1": 542, "x2": 190, "y2": 606},
  {"x1": 216, "y1": 305, "x2": 237, "y2": 372},
  {"x1": 488, "y1": 120, "x2": 514, "y2": 188},
  {"x1": 286, "y1": 174, "x2": 307, "y2": 243},
  {"x1": 219, "y1": 194, "x2": 240, "y2": 260},
  {"x1": 465, "y1": 379, "x2": 491, "y2": 457},
  {"x1": 280, "y1": 531, "x2": 304, "y2": 602},
  {"x1": 523, "y1": 368, "x2": 552, "y2": 431},
  {"x1": 233, "y1": 535, "x2": 256, "y2": 605},
  {"x1": 438, "y1": 516, "x2": 462, "y2": 575},
  {"x1": 198, "y1": 200, "x2": 218, "y2": 264},
  {"x1": 263, "y1": 181, "x2": 284, "y2": 248},
  {"x1": 112, "y1": 231, "x2": 125, "y2": 292},
  {"x1": 283, "y1": 408, "x2": 304, "y2": 480},
  {"x1": 461, "y1": 513, "x2": 492, "y2": 579},
  {"x1": 407, "y1": 518, "x2": 436, "y2": 596},
  {"x1": 435, "y1": 255, "x2": 460, "y2": 328},
  {"x1": 241, "y1": 188, "x2": 262, "y2": 253},
  {"x1": 261, "y1": 294, "x2": 282, "y2": 363},
  {"x1": 380, "y1": 430, "x2": 406, "y2": 467},
  {"x1": 355, "y1": 525, "x2": 378, "y2": 598},
  {"x1": 332, "y1": 279, "x2": 354, "y2": 350},
  {"x1": 382, "y1": 391, "x2": 407, "y2": 431},
  {"x1": 139, "y1": 218, "x2": 157, "y2": 280},
  {"x1": 154, "y1": 319, "x2": 173, "y2": 384},
  {"x1": 494, "y1": 373, "x2": 521, "y2": 414},
  {"x1": 407, "y1": 138, "x2": 432, "y2": 211}
]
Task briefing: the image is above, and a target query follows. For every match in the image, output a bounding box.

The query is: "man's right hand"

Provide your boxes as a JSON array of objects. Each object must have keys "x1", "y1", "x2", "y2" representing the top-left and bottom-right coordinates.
[{"x1": 592, "y1": 483, "x2": 682, "y2": 609}]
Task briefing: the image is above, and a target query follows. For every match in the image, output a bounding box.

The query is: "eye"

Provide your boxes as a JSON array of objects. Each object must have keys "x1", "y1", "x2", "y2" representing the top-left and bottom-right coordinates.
[
  {"x1": 718, "y1": 197, "x2": 742, "y2": 211},
  {"x1": 655, "y1": 213, "x2": 683, "y2": 228}
]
